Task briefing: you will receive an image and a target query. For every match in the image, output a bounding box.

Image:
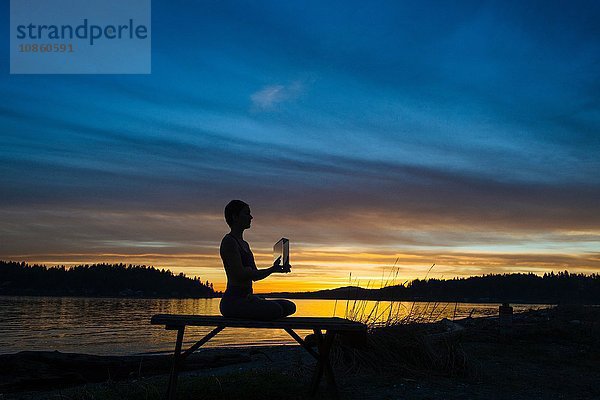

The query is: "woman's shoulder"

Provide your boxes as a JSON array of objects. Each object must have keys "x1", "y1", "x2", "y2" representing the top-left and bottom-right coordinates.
[
  {"x1": 220, "y1": 235, "x2": 237, "y2": 259},
  {"x1": 221, "y1": 234, "x2": 251, "y2": 253},
  {"x1": 221, "y1": 234, "x2": 236, "y2": 245},
  {"x1": 221, "y1": 234, "x2": 242, "y2": 250}
]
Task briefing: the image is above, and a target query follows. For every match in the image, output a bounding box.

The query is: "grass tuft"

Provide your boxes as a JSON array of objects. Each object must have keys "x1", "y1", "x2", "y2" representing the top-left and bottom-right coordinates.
[{"x1": 334, "y1": 263, "x2": 474, "y2": 379}]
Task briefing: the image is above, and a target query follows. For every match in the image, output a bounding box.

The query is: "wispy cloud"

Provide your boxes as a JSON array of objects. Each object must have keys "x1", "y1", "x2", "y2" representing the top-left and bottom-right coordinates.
[{"x1": 250, "y1": 81, "x2": 304, "y2": 111}]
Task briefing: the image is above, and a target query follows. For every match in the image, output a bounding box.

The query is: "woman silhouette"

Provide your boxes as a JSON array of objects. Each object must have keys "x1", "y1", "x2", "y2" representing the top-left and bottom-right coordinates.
[{"x1": 219, "y1": 200, "x2": 296, "y2": 320}]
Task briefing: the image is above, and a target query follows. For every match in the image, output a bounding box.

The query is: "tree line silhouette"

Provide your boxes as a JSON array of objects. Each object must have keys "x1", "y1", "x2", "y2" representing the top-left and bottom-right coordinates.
[
  {"x1": 2, "y1": 261, "x2": 598, "y2": 303},
  {"x1": 0, "y1": 261, "x2": 218, "y2": 298},
  {"x1": 269, "y1": 271, "x2": 600, "y2": 304}
]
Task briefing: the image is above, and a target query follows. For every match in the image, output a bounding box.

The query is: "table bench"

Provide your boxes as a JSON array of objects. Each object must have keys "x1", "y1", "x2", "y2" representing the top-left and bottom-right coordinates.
[{"x1": 150, "y1": 314, "x2": 367, "y2": 399}]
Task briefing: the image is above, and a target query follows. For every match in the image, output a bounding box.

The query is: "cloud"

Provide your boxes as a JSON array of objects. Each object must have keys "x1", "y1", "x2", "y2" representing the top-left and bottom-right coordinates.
[{"x1": 250, "y1": 81, "x2": 304, "y2": 111}]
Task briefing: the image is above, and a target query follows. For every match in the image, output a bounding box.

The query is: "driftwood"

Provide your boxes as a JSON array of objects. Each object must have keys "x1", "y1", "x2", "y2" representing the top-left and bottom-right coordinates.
[
  {"x1": 424, "y1": 318, "x2": 466, "y2": 343},
  {"x1": 420, "y1": 318, "x2": 467, "y2": 367},
  {"x1": 0, "y1": 350, "x2": 251, "y2": 393}
]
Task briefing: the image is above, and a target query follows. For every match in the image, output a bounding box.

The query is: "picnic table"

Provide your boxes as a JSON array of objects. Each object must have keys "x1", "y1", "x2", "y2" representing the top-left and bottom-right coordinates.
[{"x1": 151, "y1": 314, "x2": 367, "y2": 399}]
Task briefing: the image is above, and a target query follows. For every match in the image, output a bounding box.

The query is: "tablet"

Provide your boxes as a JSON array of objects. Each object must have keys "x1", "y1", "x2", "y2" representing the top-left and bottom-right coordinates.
[{"x1": 273, "y1": 238, "x2": 289, "y2": 267}]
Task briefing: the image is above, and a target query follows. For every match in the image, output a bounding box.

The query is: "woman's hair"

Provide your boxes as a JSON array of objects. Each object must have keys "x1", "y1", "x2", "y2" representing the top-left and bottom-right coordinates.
[{"x1": 224, "y1": 200, "x2": 249, "y2": 227}]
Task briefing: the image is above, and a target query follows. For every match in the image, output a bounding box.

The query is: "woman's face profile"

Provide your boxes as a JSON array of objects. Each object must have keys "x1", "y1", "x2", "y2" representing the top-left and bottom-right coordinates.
[{"x1": 236, "y1": 206, "x2": 253, "y2": 229}]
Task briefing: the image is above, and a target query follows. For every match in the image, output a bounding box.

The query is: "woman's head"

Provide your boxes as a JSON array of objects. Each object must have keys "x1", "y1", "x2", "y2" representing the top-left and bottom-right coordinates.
[{"x1": 224, "y1": 200, "x2": 252, "y2": 228}]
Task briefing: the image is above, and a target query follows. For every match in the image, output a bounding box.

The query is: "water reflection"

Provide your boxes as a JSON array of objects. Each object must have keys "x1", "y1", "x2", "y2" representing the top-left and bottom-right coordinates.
[{"x1": 0, "y1": 296, "x2": 550, "y2": 355}]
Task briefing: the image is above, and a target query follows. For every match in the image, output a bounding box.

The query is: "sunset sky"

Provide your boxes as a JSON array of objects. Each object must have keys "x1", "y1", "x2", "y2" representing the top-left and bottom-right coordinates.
[{"x1": 1, "y1": 1, "x2": 599, "y2": 292}]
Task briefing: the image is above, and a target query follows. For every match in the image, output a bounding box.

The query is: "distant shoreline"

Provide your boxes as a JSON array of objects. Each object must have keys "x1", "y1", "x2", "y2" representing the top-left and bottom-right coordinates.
[{"x1": 0, "y1": 293, "x2": 567, "y2": 306}]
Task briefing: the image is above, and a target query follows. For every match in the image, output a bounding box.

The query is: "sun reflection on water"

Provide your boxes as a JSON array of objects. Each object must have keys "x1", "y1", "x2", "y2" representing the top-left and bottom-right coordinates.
[{"x1": 0, "y1": 296, "x2": 549, "y2": 355}]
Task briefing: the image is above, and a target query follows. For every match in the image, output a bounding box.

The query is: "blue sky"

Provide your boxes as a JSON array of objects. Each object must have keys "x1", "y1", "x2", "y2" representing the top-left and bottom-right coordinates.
[{"x1": 1, "y1": 1, "x2": 599, "y2": 291}]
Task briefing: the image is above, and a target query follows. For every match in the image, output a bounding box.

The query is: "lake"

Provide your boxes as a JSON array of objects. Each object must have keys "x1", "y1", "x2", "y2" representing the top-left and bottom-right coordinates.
[{"x1": 0, "y1": 296, "x2": 551, "y2": 355}]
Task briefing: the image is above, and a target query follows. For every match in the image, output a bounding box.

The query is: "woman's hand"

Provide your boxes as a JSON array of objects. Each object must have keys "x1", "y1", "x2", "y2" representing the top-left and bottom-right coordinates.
[{"x1": 271, "y1": 256, "x2": 291, "y2": 273}]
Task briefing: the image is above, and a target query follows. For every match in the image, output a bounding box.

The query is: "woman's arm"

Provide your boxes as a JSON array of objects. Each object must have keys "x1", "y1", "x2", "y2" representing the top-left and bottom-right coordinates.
[
  {"x1": 221, "y1": 237, "x2": 286, "y2": 282},
  {"x1": 249, "y1": 265, "x2": 276, "y2": 281},
  {"x1": 251, "y1": 256, "x2": 291, "y2": 281}
]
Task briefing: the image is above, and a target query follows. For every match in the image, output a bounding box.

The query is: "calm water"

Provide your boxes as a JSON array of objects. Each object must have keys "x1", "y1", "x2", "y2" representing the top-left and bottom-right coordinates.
[{"x1": 0, "y1": 296, "x2": 550, "y2": 355}]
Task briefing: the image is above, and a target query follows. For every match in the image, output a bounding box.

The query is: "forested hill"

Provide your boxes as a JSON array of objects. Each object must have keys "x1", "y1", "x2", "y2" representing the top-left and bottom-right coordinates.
[
  {"x1": 0, "y1": 261, "x2": 218, "y2": 298},
  {"x1": 266, "y1": 272, "x2": 600, "y2": 304}
]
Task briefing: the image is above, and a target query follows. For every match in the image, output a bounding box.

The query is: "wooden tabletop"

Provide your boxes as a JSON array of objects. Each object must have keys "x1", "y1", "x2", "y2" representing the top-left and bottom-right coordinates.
[{"x1": 151, "y1": 314, "x2": 366, "y2": 332}]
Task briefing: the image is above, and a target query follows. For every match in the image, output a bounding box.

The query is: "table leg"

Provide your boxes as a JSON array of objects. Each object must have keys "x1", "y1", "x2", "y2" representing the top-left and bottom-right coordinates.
[
  {"x1": 182, "y1": 326, "x2": 225, "y2": 358},
  {"x1": 310, "y1": 329, "x2": 325, "y2": 396},
  {"x1": 166, "y1": 326, "x2": 185, "y2": 400},
  {"x1": 284, "y1": 328, "x2": 319, "y2": 360},
  {"x1": 322, "y1": 331, "x2": 339, "y2": 399},
  {"x1": 309, "y1": 329, "x2": 339, "y2": 398}
]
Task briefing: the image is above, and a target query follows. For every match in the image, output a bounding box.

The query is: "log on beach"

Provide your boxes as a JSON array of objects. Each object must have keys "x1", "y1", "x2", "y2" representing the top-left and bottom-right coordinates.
[{"x1": 0, "y1": 349, "x2": 252, "y2": 393}]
